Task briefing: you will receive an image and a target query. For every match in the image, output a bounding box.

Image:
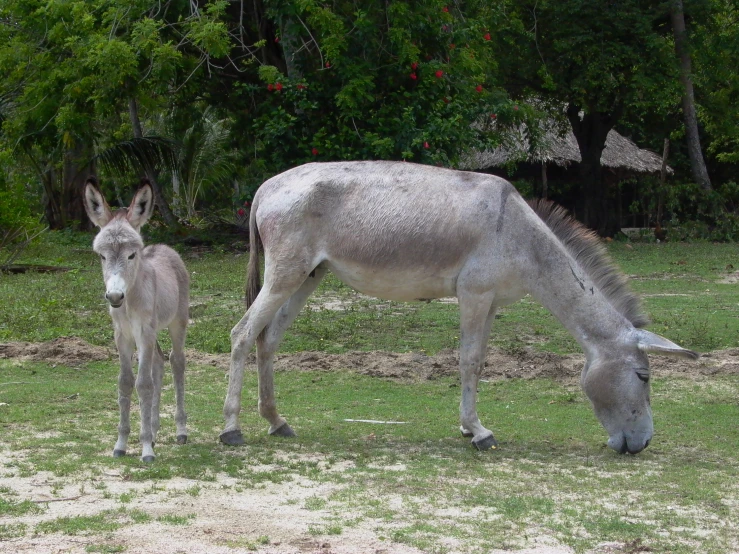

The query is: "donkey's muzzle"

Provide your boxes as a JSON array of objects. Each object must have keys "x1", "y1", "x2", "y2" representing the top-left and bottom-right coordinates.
[
  {"x1": 106, "y1": 291, "x2": 124, "y2": 307},
  {"x1": 608, "y1": 434, "x2": 651, "y2": 455}
]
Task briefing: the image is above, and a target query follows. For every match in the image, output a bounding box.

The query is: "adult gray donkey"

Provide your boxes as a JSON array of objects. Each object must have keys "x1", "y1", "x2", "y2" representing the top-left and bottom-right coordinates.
[
  {"x1": 84, "y1": 178, "x2": 188, "y2": 462},
  {"x1": 220, "y1": 161, "x2": 698, "y2": 454}
]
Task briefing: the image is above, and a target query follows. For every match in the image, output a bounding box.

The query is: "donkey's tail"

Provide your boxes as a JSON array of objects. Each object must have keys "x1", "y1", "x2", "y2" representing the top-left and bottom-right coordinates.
[{"x1": 245, "y1": 203, "x2": 262, "y2": 309}]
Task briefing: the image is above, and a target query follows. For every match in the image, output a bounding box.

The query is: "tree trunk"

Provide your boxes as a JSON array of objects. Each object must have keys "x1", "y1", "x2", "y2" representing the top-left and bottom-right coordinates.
[
  {"x1": 128, "y1": 97, "x2": 178, "y2": 226},
  {"x1": 566, "y1": 104, "x2": 620, "y2": 237},
  {"x1": 61, "y1": 141, "x2": 95, "y2": 230},
  {"x1": 541, "y1": 163, "x2": 548, "y2": 199},
  {"x1": 670, "y1": 0, "x2": 712, "y2": 191}
]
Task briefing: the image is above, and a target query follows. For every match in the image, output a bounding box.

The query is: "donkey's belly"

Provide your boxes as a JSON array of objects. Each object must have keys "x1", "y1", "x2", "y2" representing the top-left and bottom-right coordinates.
[{"x1": 325, "y1": 260, "x2": 457, "y2": 301}]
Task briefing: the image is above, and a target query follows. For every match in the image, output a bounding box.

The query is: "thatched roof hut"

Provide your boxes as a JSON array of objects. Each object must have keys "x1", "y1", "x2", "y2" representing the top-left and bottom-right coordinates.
[{"x1": 459, "y1": 121, "x2": 671, "y2": 175}]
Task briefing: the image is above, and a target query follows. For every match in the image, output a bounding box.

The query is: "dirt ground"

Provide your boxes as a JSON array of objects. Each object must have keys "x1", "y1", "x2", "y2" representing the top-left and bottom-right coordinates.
[
  {"x1": 1, "y1": 338, "x2": 738, "y2": 554},
  {"x1": 3, "y1": 336, "x2": 738, "y2": 385}
]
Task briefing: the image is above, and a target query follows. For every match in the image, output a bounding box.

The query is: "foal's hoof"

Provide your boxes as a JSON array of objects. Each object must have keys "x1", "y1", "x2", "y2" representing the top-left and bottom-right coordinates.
[
  {"x1": 219, "y1": 429, "x2": 245, "y2": 446},
  {"x1": 142, "y1": 455, "x2": 155, "y2": 463},
  {"x1": 472, "y1": 433, "x2": 498, "y2": 451},
  {"x1": 113, "y1": 449, "x2": 126, "y2": 458},
  {"x1": 269, "y1": 423, "x2": 296, "y2": 437},
  {"x1": 176, "y1": 434, "x2": 188, "y2": 445}
]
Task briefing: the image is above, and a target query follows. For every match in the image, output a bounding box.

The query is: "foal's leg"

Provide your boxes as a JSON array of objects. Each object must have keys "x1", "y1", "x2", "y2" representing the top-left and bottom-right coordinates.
[
  {"x1": 168, "y1": 318, "x2": 188, "y2": 445},
  {"x1": 135, "y1": 329, "x2": 158, "y2": 462},
  {"x1": 257, "y1": 267, "x2": 327, "y2": 437},
  {"x1": 457, "y1": 291, "x2": 498, "y2": 451},
  {"x1": 221, "y1": 269, "x2": 310, "y2": 445},
  {"x1": 150, "y1": 341, "x2": 165, "y2": 445},
  {"x1": 113, "y1": 328, "x2": 135, "y2": 458}
]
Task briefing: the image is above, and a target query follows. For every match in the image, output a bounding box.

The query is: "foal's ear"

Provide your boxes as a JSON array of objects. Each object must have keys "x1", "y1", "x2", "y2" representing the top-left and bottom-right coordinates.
[
  {"x1": 127, "y1": 180, "x2": 155, "y2": 230},
  {"x1": 83, "y1": 177, "x2": 113, "y2": 228},
  {"x1": 636, "y1": 329, "x2": 700, "y2": 360}
]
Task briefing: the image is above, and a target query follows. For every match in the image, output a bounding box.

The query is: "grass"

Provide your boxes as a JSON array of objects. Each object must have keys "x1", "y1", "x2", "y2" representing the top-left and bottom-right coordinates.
[
  {"x1": 0, "y1": 232, "x2": 737, "y2": 354},
  {"x1": 0, "y1": 358, "x2": 737, "y2": 552},
  {"x1": 0, "y1": 232, "x2": 738, "y2": 552}
]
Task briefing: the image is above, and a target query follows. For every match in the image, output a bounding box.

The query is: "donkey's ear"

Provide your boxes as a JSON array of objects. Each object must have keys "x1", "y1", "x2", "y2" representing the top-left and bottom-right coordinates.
[
  {"x1": 83, "y1": 178, "x2": 113, "y2": 228},
  {"x1": 636, "y1": 329, "x2": 700, "y2": 360},
  {"x1": 127, "y1": 182, "x2": 155, "y2": 230}
]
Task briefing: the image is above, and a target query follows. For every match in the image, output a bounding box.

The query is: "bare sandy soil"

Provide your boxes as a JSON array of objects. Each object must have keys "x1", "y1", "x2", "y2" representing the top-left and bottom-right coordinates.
[
  {"x1": 1, "y1": 338, "x2": 738, "y2": 554},
  {"x1": 2, "y1": 336, "x2": 737, "y2": 385}
]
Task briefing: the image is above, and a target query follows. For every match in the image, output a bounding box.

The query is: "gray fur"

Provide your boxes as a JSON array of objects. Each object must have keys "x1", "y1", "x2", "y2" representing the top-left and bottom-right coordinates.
[
  {"x1": 528, "y1": 199, "x2": 650, "y2": 328},
  {"x1": 84, "y1": 179, "x2": 188, "y2": 462},
  {"x1": 223, "y1": 161, "x2": 698, "y2": 454}
]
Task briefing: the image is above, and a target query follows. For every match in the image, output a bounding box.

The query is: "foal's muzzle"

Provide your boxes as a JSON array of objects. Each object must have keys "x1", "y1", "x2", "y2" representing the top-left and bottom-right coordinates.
[{"x1": 105, "y1": 291, "x2": 124, "y2": 308}]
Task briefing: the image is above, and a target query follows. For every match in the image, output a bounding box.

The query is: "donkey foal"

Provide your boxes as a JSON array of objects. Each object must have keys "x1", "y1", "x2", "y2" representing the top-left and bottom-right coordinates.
[{"x1": 84, "y1": 178, "x2": 189, "y2": 462}]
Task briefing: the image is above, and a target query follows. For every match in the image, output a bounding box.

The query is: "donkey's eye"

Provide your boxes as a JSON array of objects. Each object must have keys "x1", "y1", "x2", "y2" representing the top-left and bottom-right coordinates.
[
  {"x1": 128, "y1": 253, "x2": 136, "y2": 260},
  {"x1": 635, "y1": 370, "x2": 650, "y2": 383},
  {"x1": 100, "y1": 255, "x2": 106, "y2": 261}
]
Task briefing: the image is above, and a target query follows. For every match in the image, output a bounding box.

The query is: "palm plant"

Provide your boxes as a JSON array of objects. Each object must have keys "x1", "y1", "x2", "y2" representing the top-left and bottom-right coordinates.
[{"x1": 173, "y1": 107, "x2": 235, "y2": 219}]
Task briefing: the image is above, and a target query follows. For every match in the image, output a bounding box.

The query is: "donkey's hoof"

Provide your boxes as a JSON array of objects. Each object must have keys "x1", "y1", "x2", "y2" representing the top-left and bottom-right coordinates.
[
  {"x1": 176, "y1": 434, "x2": 188, "y2": 445},
  {"x1": 219, "y1": 429, "x2": 245, "y2": 446},
  {"x1": 113, "y1": 449, "x2": 126, "y2": 458},
  {"x1": 472, "y1": 433, "x2": 498, "y2": 451},
  {"x1": 460, "y1": 426, "x2": 474, "y2": 438},
  {"x1": 142, "y1": 455, "x2": 155, "y2": 463},
  {"x1": 269, "y1": 423, "x2": 296, "y2": 437}
]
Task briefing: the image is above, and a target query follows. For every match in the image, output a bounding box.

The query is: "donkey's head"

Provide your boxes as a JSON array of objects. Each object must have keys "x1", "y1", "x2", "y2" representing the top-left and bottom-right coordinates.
[
  {"x1": 582, "y1": 329, "x2": 699, "y2": 454},
  {"x1": 83, "y1": 178, "x2": 155, "y2": 308}
]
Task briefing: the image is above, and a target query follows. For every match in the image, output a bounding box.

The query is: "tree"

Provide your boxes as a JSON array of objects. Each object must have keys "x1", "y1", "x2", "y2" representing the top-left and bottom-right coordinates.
[
  {"x1": 0, "y1": 0, "x2": 230, "y2": 228},
  {"x1": 670, "y1": 0, "x2": 712, "y2": 190},
  {"x1": 508, "y1": 0, "x2": 679, "y2": 236}
]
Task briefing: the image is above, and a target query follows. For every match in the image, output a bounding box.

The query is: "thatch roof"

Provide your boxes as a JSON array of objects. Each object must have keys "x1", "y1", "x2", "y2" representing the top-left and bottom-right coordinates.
[{"x1": 460, "y1": 120, "x2": 672, "y2": 175}]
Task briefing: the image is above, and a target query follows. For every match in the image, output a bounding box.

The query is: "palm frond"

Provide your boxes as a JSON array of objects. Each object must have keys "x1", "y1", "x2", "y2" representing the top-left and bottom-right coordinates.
[{"x1": 93, "y1": 136, "x2": 179, "y2": 176}]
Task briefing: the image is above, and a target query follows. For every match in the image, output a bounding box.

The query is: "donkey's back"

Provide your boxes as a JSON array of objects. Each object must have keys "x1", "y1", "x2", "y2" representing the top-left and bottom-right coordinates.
[{"x1": 252, "y1": 161, "x2": 528, "y2": 302}]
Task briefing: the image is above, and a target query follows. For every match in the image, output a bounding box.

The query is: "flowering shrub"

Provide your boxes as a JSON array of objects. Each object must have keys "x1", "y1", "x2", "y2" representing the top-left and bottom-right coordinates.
[{"x1": 232, "y1": 0, "x2": 528, "y2": 187}]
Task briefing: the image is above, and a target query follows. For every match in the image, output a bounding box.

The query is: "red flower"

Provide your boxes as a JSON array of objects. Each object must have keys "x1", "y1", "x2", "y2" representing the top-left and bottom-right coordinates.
[
  {"x1": 325, "y1": 61, "x2": 331, "y2": 68},
  {"x1": 297, "y1": 84, "x2": 306, "y2": 90},
  {"x1": 490, "y1": 113, "x2": 497, "y2": 119},
  {"x1": 411, "y1": 62, "x2": 418, "y2": 70},
  {"x1": 423, "y1": 141, "x2": 430, "y2": 149},
  {"x1": 275, "y1": 37, "x2": 280, "y2": 43},
  {"x1": 513, "y1": 105, "x2": 519, "y2": 111},
  {"x1": 435, "y1": 70, "x2": 443, "y2": 78},
  {"x1": 449, "y1": 43, "x2": 455, "y2": 49},
  {"x1": 410, "y1": 73, "x2": 417, "y2": 80},
  {"x1": 475, "y1": 84, "x2": 483, "y2": 93},
  {"x1": 276, "y1": 82, "x2": 283, "y2": 91},
  {"x1": 443, "y1": 97, "x2": 450, "y2": 104},
  {"x1": 244, "y1": 201, "x2": 250, "y2": 207},
  {"x1": 484, "y1": 33, "x2": 491, "y2": 41},
  {"x1": 267, "y1": 83, "x2": 274, "y2": 91},
  {"x1": 442, "y1": 6, "x2": 449, "y2": 12},
  {"x1": 311, "y1": 147, "x2": 319, "y2": 156},
  {"x1": 237, "y1": 208, "x2": 245, "y2": 216}
]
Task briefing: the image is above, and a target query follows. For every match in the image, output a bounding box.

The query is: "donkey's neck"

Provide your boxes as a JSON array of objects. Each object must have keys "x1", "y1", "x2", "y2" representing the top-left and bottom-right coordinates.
[{"x1": 526, "y1": 242, "x2": 633, "y2": 361}]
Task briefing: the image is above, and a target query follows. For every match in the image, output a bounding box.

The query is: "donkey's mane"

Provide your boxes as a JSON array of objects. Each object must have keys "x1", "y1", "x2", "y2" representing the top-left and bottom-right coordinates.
[{"x1": 528, "y1": 199, "x2": 649, "y2": 328}]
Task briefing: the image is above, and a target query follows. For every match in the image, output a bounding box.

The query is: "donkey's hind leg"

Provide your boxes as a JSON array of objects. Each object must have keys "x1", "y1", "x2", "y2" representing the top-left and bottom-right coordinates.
[
  {"x1": 150, "y1": 342, "x2": 166, "y2": 445},
  {"x1": 257, "y1": 266, "x2": 328, "y2": 437},
  {"x1": 168, "y1": 318, "x2": 188, "y2": 445},
  {"x1": 221, "y1": 268, "x2": 314, "y2": 445}
]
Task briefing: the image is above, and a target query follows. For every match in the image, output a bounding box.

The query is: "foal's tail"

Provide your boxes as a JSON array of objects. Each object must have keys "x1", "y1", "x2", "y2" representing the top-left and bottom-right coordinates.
[{"x1": 245, "y1": 203, "x2": 262, "y2": 309}]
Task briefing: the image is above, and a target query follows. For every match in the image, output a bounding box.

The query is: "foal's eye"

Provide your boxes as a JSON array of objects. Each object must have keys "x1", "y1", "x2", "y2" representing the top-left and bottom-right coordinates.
[
  {"x1": 128, "y1": 253, "x2": 136, "y2": 260},
  {"x1": 100, "y1": 255, "x2": 106, "y2": 261}
]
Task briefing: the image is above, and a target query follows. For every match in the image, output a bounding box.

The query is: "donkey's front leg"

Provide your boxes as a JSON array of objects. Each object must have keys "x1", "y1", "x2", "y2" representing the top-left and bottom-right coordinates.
[
  {"x1": 135, "y1": 335, "x2": 158, "y2": 462},
  {"x1": 458, "y1": 292, "x2": 498, "y2": 451},
  {"x1": 113, "y1": 330, "x2": 135, "y2": 458}
]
